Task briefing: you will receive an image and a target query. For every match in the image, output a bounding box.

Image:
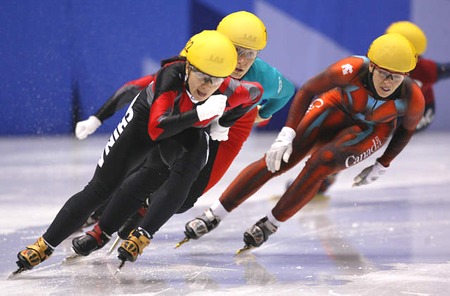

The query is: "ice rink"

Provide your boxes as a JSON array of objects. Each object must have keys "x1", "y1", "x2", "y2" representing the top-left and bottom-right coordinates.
[{"x1": 1, "y1": 131, "x2": 450, "y2": 295}]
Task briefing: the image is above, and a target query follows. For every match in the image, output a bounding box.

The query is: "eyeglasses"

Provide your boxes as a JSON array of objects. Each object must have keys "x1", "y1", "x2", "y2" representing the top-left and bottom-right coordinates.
[
  {"x1": 373, "y1": 65, "x2": 406, "y2": 83},
  {"x1": 189, "y1": 65, "x2": 225, "y2": 86},
  {"x1": 236, "y1": 46, "x2": 258, "y2": 60}
]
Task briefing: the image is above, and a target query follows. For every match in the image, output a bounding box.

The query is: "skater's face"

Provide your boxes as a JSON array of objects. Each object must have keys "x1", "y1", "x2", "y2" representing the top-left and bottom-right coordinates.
[
  {"x1": 370, "y1": 63, "x2": 406, "y2": 98},
  {"x1": 186, "y1": 65, "x2": 223, "y2": 102},
  {"x1": 230, "y1": 46, "x2": 258, "y2": 80}
]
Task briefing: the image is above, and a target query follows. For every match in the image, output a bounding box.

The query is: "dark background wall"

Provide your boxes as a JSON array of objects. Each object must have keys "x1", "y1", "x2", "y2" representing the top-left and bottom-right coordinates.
[{"x1": 1, "y1": 0, "x2": 448, "y2": 135}]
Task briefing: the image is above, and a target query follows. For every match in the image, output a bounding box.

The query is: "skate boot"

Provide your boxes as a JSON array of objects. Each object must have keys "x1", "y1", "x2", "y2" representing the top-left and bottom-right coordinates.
[
  {"x1": 117, "y1": 227, "x2": 151, "y2": 263},
  {"x1": 117, "y1": 207, "x2": 147, "y2": 240},
  {"x1": 184, "y1": 208, "x2": 221, "y2": 240},
  {"x1": 72, "y1": 224, "x2": 111, "y2": 256},
  {"x1": 243, "y1": 216, "x2": 278, "y2": 248},
  {"x1": 16, "y1": 237, "x2": 54, "y2": 270}
]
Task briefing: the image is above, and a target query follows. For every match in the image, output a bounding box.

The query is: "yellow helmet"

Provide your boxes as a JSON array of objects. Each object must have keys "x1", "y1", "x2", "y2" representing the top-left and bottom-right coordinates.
[
  {"x1": 181, "y1": 30, "x2": 237, "y2": 77},
  {"x1": 386, "y1": 21, "x2": 427, "y2": 55},
  {"x1": 217, "y1": 11, "x2": 267, "y2": 50},
  {"x1": 367, "y1": 33, "x2": 417, "y2": 73}
]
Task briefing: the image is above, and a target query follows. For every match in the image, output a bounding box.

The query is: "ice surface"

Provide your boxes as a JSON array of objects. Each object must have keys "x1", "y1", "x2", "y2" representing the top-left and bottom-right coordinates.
[{"x1": 1, "y1": 132, "x2": 449, "y2": 295}]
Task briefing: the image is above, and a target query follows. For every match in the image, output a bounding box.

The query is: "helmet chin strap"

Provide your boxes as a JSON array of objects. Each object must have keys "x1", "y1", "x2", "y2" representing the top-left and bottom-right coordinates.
[
  {"x1": 366, "y1": 71, "x2": 382, "y2": 100},
  {"x1": 186, "y1": 89, "x2": 200, "y2": 104},
  {"x1": 184, "y1": 66, "x2": 200, "y2": 104}
]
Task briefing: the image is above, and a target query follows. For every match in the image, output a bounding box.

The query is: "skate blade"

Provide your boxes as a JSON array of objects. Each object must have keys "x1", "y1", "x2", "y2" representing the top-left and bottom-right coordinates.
[
  {"x1": 106, "y1": 237, "x2": 121, "y2": 256},
  {"x1": 310, "y1": 193, "x2": 330, "y2": 202},
  {"x1": 114, "y1": 260, "x2": 126, "y2": 275},
  {"x1": 8, "y1": 267, "x2": 27, "y2": 279},
  {"x1": 62, "y1": 252, "x2": 83, "y2": 264},
  {"x1": 235, "y1": 245, "x2": 254, "y2": 256},
  {"x1": 174, "y1": 237, "x2": 190, "y2": 249},
  {"x1": 269, "y1": 194, "x2": 281, "y2": 201}
]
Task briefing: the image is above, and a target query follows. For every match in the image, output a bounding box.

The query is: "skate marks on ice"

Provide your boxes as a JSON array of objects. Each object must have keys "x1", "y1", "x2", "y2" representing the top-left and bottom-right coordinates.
[
  {"x1": 0, "y1": 223, "x2": 371, "y2": 295},
  {"x1": 1, "y1": 133, "x2": 450, "y2": 295},
  {"x1": 2, "y1": 188, "x2": 450, "y2": 295},
  {"x1": 1, "y1": 227, "x2": 253, "y2": 294}
]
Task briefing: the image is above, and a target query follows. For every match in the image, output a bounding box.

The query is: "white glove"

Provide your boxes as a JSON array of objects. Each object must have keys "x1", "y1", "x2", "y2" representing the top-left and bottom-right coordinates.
[
  {"x1": 209, "y1": 118, "x2": 230, "y2": 141},
  {"x1": 196, "y1": 94, "x2": 227, "y2": 121},
  {"x1": 352, "y1": 161, "x2": 387, "y2": 187},
  {"x1": 75, "y1": 116, "x2": 102, "y2": 140},
  {"x1": 265, "y1": 126, "x2": 296, "y2": 173}
]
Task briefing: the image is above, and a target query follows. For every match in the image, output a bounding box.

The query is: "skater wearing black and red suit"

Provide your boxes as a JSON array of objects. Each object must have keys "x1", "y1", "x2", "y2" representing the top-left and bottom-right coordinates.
[
  {"x1": 77, "y1": 12, "x2": 295, "y2": 230},
  {"x1": 13, "y1": 30, "x2": 262, "y2": 273}
]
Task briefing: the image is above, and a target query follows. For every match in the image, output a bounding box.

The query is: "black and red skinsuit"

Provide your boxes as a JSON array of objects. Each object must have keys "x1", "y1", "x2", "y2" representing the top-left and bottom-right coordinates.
[
  {"x1": 43, "y1": 58, "x2": 262, "y2": 245},
  {"x1": 85, "y1": 58, "x2": 294, "y2": 217}
]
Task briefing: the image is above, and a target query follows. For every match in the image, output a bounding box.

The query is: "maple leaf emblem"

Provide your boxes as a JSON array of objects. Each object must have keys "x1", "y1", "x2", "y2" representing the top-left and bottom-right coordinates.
[{"x1": 341, "y1": 64, "x2": 353, "y2": 75}]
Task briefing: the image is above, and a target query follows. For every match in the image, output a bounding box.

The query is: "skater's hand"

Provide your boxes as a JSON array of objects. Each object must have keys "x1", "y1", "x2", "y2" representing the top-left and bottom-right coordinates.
[
  {"x1": 209, "y1": 118, "x2": 229, "y2": 141},
  {"x1": 353, "y1": 161, "x2": 387, "y2": 187},
  {"x1": 265, "y1": 126, "x2": 296, "y2": 172},
  {"x1": 75, "y1": 116, "x2": 101, "y2": 140},
  {"x1": 196, "y1": 94, "x2": 227, "y2": 121}
]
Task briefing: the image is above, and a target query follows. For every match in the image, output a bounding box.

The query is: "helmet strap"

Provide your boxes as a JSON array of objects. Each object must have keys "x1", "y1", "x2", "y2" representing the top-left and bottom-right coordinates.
[
  {"x1": 364, "y1": 68, "x2": 382, "y2": 100},
  {"x1": 184, "y1": 63, "x2": 193, "y2": 97}
]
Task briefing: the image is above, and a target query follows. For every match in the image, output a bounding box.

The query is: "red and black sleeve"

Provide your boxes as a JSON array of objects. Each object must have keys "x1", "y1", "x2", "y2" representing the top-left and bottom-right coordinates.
[
  {"x1": 94, "y1": 75, "x2": 154, "y2": 122},
  {"x1": 147, "y1": 61, "x2": 198, "y2": 141}
]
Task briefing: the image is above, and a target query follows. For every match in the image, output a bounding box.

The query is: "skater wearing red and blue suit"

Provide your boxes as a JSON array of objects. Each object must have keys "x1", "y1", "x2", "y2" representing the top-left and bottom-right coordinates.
[{"x1": 181, "y1": 33, "x2": 425, "y2": 252}]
